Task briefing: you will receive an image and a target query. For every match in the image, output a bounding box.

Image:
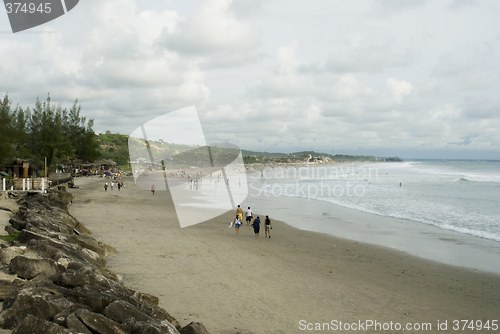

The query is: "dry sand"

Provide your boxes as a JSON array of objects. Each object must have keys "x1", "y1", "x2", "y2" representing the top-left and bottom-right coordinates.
[{"x1": 67, "y1": 176, "x2": 500, "y2": 334}]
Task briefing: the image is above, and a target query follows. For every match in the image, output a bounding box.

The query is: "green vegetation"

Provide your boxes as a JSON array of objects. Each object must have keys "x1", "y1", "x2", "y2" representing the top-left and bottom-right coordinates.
[
  {"x1": 0, "y1": 231, "x2": 20, "y2": 242},
  {"x1": 97, "y1": 133, "x2": 130, "y2": 168},
  {"x1": 0, "y1": 94, "x2": 99, "y2": 173}
]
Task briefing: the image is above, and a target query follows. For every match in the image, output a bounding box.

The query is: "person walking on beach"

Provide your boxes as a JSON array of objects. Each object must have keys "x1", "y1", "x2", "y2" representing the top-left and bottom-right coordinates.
[
  {"x1": 252, "y1": 216, "x2": 261, "y2": 238},
  {"x1": 265, "y1": 215, "x2": 272, "y2": 238},
  {"x1": 104, "y1": 183, "x2": 108, "y2": 191},
  {"x1": 236, "y1": 205, "x2": 243, "y2": 222},
  {"x1": 110, "y1": 181, "x2": 114, "y2": 190},
  {"x1": 151, "y1": 184, "x2": 156, "y2": 195},
  {"x1": 117, "y1": 182, "x2": 121, "y2": 191},
  {"x1": 246, "y1": 207, "x2": 253, "y2": 225},
  {"x1": 234, "y1": 215, "x2": 242, "y2": 237}
]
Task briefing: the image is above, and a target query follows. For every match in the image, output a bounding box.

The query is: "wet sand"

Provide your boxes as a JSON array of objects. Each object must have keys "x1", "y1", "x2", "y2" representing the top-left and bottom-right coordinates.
[{"x1": 68, "y1": 176, "x2": 500, "y2": 334}]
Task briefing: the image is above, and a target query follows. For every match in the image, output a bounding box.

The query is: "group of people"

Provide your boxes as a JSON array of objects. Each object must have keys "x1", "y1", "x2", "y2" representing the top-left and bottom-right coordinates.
[
  {"x1": 104, "y1": 180, "x2": 125, "y2": 191},
  {"x1": 233, "y1": 205, "x2": 272, "y2": 238}
]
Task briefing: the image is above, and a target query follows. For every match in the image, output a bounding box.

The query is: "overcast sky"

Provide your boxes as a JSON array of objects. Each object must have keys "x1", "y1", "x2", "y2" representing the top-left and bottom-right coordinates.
[{"x1": 1, "y1": 0, "x2": 499, "y2": 159}]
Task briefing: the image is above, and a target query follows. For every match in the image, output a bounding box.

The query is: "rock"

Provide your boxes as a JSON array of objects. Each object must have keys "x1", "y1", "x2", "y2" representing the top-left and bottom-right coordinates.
[
  {"x1": 133, "y1": 291, "x2": 159, "y2": 306},
  {"x1": 139, "y1": 302, "x2": 181, "y2": 330},
  {"x1": 103, "y1": 300, "x2": 154, "y2": 324},
  {"x1": 67, "y1": 284, "x2": 138, "y2": 314},
  {"x1": 12, "y1": 314, "x2": 73, "y2": 334},
  {"x1": 179, "y1": 322, "x2": 211, "y2": 334},
  {"x1": 9, "y1": 256, "x2": 63, "y2": 280},
  {"x1": 5, "y1": 225, "x2": 18, "y2": 235},
  {"x1": 8, "y1": 216, "x2": 27, "y2": 230},
  {"x1": 53, "y1": 191, "x2": 75, "y2": 205},
  {"x1": 0, "y1": 247, "x2": 26, "y2": 265},
  {"x1": 75, "y1": 308, "x2": 131, "y2": 334},
  {"x1": 67, "y1": 234, "x2": 117, "y2": 256},
  {"x1": 58, "y1": 269, "x2": 91, "y2": 287},
  {"x1": 47, "y1": 199, "x2": 69, "y2": 213},
  {"x1": 132, "y1": 320, "x2": 181, "y2": 334},
  {"x1": 66, "y1": 313, "x2": 92, "y2": 334},
  {"x1": 0, "y1": 290, "x2": 52, "y2": 329}
]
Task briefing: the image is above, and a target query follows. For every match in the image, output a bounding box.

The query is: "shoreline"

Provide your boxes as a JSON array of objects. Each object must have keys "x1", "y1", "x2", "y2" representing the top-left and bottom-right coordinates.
[
  {"x1": 246, "y1": 163, "x2": 500, "y2": 275},
  {"x1": 68, "y1": 176, "x2": 500, "y2": 333}
]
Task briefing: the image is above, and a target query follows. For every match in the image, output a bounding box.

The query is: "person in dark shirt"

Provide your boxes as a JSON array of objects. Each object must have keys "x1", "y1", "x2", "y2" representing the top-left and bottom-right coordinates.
[
  {"x1": 252, "y1": 216, "x2": 261, "y2": 238},
  {"x1": 265, "y1": 215, "x2": 272, "y2": 238}
]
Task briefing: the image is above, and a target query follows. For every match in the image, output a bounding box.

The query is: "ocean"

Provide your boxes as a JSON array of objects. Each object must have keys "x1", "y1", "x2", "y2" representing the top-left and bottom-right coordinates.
[{"x1": 244, "y1": 160, "x2": 500, "y2": 273}]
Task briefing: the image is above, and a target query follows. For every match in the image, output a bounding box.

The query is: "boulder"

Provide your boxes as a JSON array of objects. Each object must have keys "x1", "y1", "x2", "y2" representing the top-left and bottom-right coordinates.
[
  {"x1": 66, "y1": 313, "x2": 92, "y2": 334},
  {"x1": 58, "y1": 269, "x2": 91, "y2": 287},
  {"x1": 139, "y1": 302, "x2": 181, "y2": 330},
  {"x1": 132, "y1": 320, "x2": 181, "y2": 334},
  {"x1": 5, "y1": 225, "x2": 18, "y2": 235},
  {"x1": 0, "y1": 291, "x2": 52, "y2": 329},
  {"x1": 9, "y1": 256, "x2": 63, "y2": 280},
  {"x1": 179, "y1": 322, "x2": 211, "y2": 334},
  {"x1": 8, "y1": 216, "x2": 27, "y2": 230},
  {"x1": 75, "y1": 308, "x2": 131, "y2": 334},
  {"x1": 67, "y1": 234, "x2": 117, "y2": 256},
  {"x1": 104, "y1": 300, "x2": 154, "y2": 324},
  {"x1": 12, "y1": 314, "x2": 73, "y2": 334},
  {"x1": 133, "y1": 291, "x2": 159, "y2": 306}
]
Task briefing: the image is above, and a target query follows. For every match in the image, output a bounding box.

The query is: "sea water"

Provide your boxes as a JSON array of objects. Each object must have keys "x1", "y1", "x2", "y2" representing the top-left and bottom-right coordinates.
[{"x1": 244, "y1": 160, "x2": 500, "y2": 273}]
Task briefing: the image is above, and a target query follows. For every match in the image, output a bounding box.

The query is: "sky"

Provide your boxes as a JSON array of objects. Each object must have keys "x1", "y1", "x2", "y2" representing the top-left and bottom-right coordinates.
[{"x1": 1, "y1": 0, "x2": 499, "y2": 159}]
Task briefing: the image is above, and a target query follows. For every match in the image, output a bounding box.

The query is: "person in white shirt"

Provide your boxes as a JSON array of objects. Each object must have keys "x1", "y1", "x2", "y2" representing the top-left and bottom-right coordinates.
[{"x1": 246, "y1": 207, "x2": 253, "y2": 225}]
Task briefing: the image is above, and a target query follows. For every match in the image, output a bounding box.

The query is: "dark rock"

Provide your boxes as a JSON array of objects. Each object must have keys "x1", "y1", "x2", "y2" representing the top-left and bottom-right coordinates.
[
  {"x1": 75, "y1": 308, "x2": 131, "y2": 334},
  {"x1": 132, "y1": 320, "x2": 181, "y2": 334},
  {"x1": 53, "y1": 309, "x2": 72, "y2": 326},
  {"x1": 48, "y1": 199, "x2": 69, "y2": 213},
  {"x1": 104, "y1": 300, "x2": 154, "y2": 324},
  {"x1": 139, "y1": 302, "x2": 181, "y2": 330},
  {"x1": 66, "y1": 313, "x2": 92, "y2": 334},
  {"x1": 9, "y1": 255, "x2": 63, "y2": 280},
  {"x1": 179, "y1": 322, "x2": 211, "y2": 334},
  {"x1": 5, "y1": 225, "x2": 18, "y2": 235},
  {"x1": 133, "y1": 291, "x2": 159, "y2": 306},
  {"x1": 12, "y1": 314, "x2": 73, "y2": 334},
  {"x1": 67, "y1": 284, "x2": 138, "y2": 314},
  {"x1": 0, "y1": 280, "x2": 16, "y2": 300},
  {"x1": 58, "y1": 268, "x2": 91, "y2": 287},
  {"x1": 67, "y1": 234, "x2": 117, "y2": 256},
  {"x1": 8, "y1": 216, "x2": 27, "y2": 230},
  {"x1": 0, "y1": 290, "x2": 52, "y2": 329}
]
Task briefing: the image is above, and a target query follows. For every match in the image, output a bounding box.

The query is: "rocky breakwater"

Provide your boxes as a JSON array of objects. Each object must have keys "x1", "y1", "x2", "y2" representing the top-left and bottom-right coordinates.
[{"x1": 0, "y1": 193, "x2": 211, "y2": 334}]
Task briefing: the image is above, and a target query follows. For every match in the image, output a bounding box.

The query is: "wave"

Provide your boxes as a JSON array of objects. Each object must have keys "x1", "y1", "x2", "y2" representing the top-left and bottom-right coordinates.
[
  {"x1": 259, "y1": 185, "x2": 500, "y2": 243},
  {"x1": 410, "y1": 168, "x2": 500, "y2": 183}
]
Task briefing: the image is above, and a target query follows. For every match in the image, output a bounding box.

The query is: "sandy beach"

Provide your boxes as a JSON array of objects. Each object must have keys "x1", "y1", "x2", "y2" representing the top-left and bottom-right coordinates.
[{"x1": 67, "y1": 176, "x2": 500, "y2": 334}]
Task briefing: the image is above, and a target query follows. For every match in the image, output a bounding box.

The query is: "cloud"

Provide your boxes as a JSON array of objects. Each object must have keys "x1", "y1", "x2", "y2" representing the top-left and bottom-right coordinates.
[
  {"x1": 320, "y1": 35, "x2": 418, "y2": 74},
  {"x1": 160, "y1": 0, "x2": 261, "y2": 61},
  {"x1": 373, "y1": 0, "x2": 428, "y2": 13},
  {"x1": 448, "y1": 135, "x2": 478, "y2": 146},
  {"x1": 386, "y1": 78, "x2": 412, "y2": 103},
  {"x1": 448, "y1": 0, "x2": 478, "y2": 10}
]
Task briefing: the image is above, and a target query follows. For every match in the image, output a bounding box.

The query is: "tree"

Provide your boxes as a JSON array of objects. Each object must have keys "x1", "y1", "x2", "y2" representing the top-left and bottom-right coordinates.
[
  {"x1": 0, "y1": 94, "x2": 100, "y2": 174},
  {"x1": 0, "y1": 95, "x2": 14, "y2": 170}
]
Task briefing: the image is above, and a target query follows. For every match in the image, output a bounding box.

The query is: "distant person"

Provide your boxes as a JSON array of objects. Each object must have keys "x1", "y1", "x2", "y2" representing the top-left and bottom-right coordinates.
[
  {"x1": 265, "y1": 215, "x2": 272, "y2": 238},
  {"x1": 246, "y1": 207, "x2": 253, "y2": 225},
  {"x1": 104, "y1": 183, "x2": 108, "y2": 191},
  {"x1": 111, "y1": 181, "x2": 114, "y2": 190},
  {"x1": 151, "y1": 184, "x2": 156, "y2": 195},
  {"x1": 399, "y1": 182, "x2": 401, "y2": 187},
  {"x1": 236, "y1": 205, "x2": 243, "y2": 222},
  {"x1": 234, "y1": 215, "x2": 242, "y2": 237},
  {"x1": 252, "y1": 216, "x2": 261, "y2": 238},
  {"x1": 117, "y1": 182, "x2": 121, "y2": 191}
]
